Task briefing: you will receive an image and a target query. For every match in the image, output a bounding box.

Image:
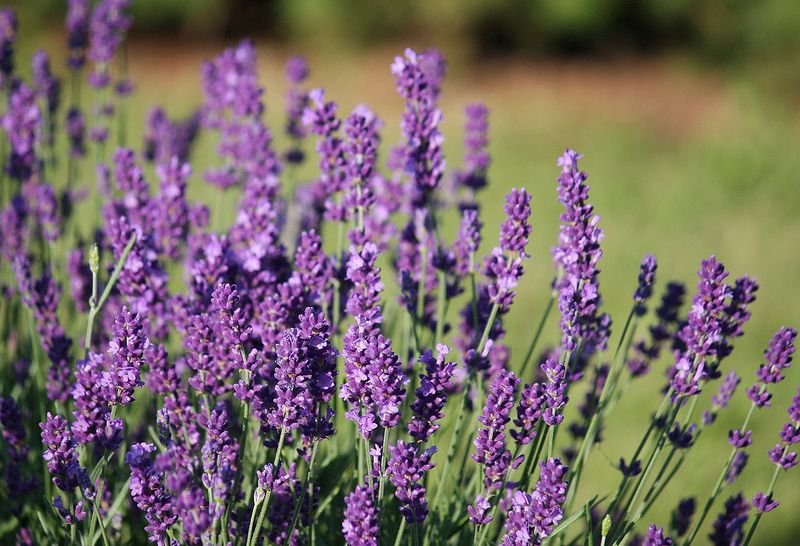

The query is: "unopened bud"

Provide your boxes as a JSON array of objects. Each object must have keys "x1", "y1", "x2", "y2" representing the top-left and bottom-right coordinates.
[
  {"x1": 601, "y1": 515, "x2": 612, "y2": 537},
  {"x1": 89, "y1": 243, "x2": 100, "y2": 274}
]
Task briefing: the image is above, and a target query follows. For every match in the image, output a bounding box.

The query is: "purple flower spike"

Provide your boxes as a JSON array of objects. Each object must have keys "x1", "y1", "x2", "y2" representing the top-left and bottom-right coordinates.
[
  {"x1": 392, "y1": 48, "x2": 446, "y2": 205},
  {"x1": 32, "y1": 50, "x2": 61, "y2": 122},
  {"x1": 41, "y1": 413, "x2": 92, "y2": 495},
  {"x1": 341, "y1": 322, "x2": 407, "y2": 438},
  {"x1": 453, "y1": 208, "x2": 483, "y2": 277},
  {"x1": 553, "y1": 149, "x2": 609, "y2": 354},
  {"x1": 66, "y1": 0, "x2": 90, "y2": 70},
  {"x1": 345, "y1": 242, "x2": 384, "y2": 331},
  {"x1": 500, "y1": 458, "x2": 568, "y2": 545},
  {"x1": 511, "y1": 382, "x2": 547, "y2": 446},
  {"x1": 456, "y1": 102, "x2": 490, "y2": 193},
  {"x1": 284, "y1": 56, "x2": 310, "y2": 163},
  {"x1": 342, "y1": 478, "x2": 379, "y2": 546},
  {"x1": 671, "y1": 256, "x2": 731, "y2": 397},
  {"x1": 704, "y1": 371, "x2": 740, "y2": 425},
  {"x1": 2, "y1": 82, "x2": 41, "y2": 182},
  {"x1": 746, "y1": 327, "x2": 797, "y2": 408},
  {"x1": 88, "y1": 0, "x2": 132, "y2": 88},
  {"x1": 473, "y1": 369, "x2": 519, "y2": 491},
  {"x1": 643, "y1": 525, "x2": 673, "y2": 546},
  {"x1": 542, "y1": 358, "x2": 568, "y2": 426},
  {"x1": 499, "y1": 188, "x2": 532, "y2": 255},
  {"x1": 634, "y1": 255, "x2": 658, "y2": 316},
  {"x1": 271, "y1": 308, "x2": 338, "y2": 437},
  {"x1": 671, "y1": 497, "x2": 696, "y2": 538},
  {"x1": 126, "y1": 443, "x2": 177, "y2": 542},
  {"x1": 387, "y1": 440, "x2": 436, "y2": 523},
  {"x1": 409, "y1": 344, "x2": 457, "y2": 442},
  {"x1": 725, "y1": 450, "x2": 748, "y2": 484},
  {"x1": 0, "y1": 8, "x2": 17, "y2": 83}
]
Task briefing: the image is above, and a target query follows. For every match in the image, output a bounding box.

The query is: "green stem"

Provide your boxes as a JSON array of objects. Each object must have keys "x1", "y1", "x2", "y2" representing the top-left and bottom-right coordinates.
[
  {"x1": 394, "y1": 519, "x2": 407, "y2": 546},
  {"x1": 434, "y1": 270, "x2": 447, "y2": 345},
  {"x1": 286, "y1": 441, "x2": 319, "y2": 542},
  {"x1": 682, "y1": 402, "x2": 758, "y2": 546},
  {"x1": 519, "y1": 288, "x2": 556, "y2": 380},
  {"x1": 249, "y1": 428, "x2": 287, "y2": 546}
]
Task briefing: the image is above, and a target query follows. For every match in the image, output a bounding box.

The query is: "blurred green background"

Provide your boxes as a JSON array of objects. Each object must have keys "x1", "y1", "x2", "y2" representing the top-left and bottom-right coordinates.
[{"x1": 8, "y1": 0, "x2": 800, "y2": 543}]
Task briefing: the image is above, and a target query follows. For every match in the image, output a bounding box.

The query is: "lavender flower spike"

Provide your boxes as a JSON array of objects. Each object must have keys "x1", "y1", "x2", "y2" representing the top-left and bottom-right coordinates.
[
  {"x1": 643, "y1": 524, "x2": 673, "y2": 546},
  {"x1": 745, "y1": 326, "x2": 797, "y2": 408},
  {"x1": 500, "y1": 457, "x2": 568, "y2": 545},
  {"x1": 472, "y1": 369, "x2": 520, "y2": 493},
  {"x1": 387, "y1": 440, "x2": 436, "y2": 523},
  {"x1": 126, "y1": 443, "x2": 177, "y2": 542},
  {"x1": 342, "y1": 478, "x2": 379, "y2": 546},
  {"x1": 408, "y1": 344, "x2": 457, "y2": 443},
  {"x1": 634, "y1": 255, "x2": 658, "y2": 316}
]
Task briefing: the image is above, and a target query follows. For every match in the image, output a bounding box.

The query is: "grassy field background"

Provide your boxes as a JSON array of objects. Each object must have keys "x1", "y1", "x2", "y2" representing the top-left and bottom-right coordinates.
[{"x1": 12, "y1": 17, "x2": 800, "y2": 544}]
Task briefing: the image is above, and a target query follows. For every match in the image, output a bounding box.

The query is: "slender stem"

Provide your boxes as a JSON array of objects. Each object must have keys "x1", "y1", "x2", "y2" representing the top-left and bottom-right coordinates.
[
  {"x1": 286, "y1": 441, "x2": 319, "y2": 542},
  {"x1": 682, "y1": 402, "x2": 757, "y2": 546},
  {"x1": 394, "y1": 519, "x2": 407, "y2": 546},
  {"x1": 378, "y1": 426, "x2": 390, "y2": 506},
  {"x1": 414, "y1": 246, "x2": 429, "y2": 352},
  {"x1": 432, "y1": 376, "x2": 473, "y2": 511},
  {"x1": 477, "y1": 303, "x2": 499, "y2": 355},
  {"x1": 249, "y1": 428, "x2": 287, "y2": 546},
  {"x1": 519, "y1": 288, "x2": 556, "y2": 380},
  {"x1": 84, "y1": 233, "x2": 136, "y2": 352},
  {"x1": 434, "y1": 270, "x2": 447, "y2": 345}
]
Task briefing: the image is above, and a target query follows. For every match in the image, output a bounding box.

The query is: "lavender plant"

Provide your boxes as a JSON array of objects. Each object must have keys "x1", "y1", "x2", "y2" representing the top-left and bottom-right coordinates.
[{"x1": 0, "y1": 5, "x2": 796, "y2": 546}]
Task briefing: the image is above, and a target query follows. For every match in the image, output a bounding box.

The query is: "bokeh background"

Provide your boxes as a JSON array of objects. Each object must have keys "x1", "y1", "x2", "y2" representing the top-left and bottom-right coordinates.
[{"x1": 7, "y1": 0, "x2": 800, "y2": 543}]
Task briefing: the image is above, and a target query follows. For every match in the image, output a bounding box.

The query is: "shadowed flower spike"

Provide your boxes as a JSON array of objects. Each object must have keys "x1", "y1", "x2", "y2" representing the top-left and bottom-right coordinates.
[
  {"x1": 342, "y1": 478, "x2": 379, "y2": 546},
  {"x1": 671, "y1": 497, "x2": 696, "y2": 538},
  {"x1": 628, "y1": 281, "x2": 686, "y2": 377},
  {"x1": 709, "y1": 493, "x2": 749, "y2": 546},
  {"x1": 634, "y1": 255, "x2": 658, "y2": 316}
]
